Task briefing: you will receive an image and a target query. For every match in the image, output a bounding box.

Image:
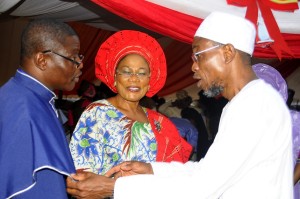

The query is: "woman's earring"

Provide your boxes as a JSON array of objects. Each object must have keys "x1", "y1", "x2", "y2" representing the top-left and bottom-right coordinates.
[{"x1": 114, "y1": 81, "x2": 116, "y2": 87}]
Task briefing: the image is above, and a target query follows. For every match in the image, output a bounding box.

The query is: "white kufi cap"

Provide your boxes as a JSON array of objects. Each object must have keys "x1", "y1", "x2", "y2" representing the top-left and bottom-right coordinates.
[{"x1": 195, "y1": 12, "x2": 256, "y2": 56}]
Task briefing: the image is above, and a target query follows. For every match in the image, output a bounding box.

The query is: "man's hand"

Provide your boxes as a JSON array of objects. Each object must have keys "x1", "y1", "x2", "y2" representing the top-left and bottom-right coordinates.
[
  {"x1": 66, "y1": 171, "x2": 115, "y2": 199},
  {"x1": 105, "y1": 161, "x2": 154, "y2": 180}
]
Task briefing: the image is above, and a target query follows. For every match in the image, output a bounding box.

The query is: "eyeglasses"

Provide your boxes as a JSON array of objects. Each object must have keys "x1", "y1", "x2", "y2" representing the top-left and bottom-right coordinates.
[
  {"x1": 116, "y1": 70, "x2": 150, "y2": 79},
  {"x1": 42, "y1": 50, "x2": 84, "y2": 68},
  {"x1": 191, "y1": 45, "x2": 221, "y2": 63}
]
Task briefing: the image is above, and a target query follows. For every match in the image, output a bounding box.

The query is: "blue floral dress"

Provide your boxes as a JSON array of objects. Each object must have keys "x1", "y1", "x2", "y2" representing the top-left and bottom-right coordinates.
[{"x1": 69, "y1": 99, "x2": 157, "y2": 174}]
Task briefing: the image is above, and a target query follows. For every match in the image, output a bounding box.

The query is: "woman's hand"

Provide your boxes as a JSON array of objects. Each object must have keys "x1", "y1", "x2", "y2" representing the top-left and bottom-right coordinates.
[{"x1": 105, "y1": 161, "x2": 153, "y2": 180}]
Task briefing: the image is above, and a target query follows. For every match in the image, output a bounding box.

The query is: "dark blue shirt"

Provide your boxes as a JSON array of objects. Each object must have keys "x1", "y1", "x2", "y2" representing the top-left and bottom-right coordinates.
[{"x1": 0, "y1": 69, "x2": 75, "y2": 199}]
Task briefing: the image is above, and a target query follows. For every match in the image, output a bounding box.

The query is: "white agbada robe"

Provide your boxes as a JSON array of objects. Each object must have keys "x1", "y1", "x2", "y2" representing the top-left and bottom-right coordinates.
[{"x1": 114, "y1": 79, "x2": 293, "y2": 199}]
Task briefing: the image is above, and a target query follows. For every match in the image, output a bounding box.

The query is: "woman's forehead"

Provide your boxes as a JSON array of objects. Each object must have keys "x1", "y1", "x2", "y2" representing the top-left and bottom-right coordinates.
[{"x1": 117, "y1": 54, "x2": 150, "y2": 69}]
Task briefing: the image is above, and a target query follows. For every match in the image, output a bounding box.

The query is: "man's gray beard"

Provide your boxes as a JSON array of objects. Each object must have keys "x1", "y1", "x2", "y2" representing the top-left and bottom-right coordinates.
[{"x1": 203, "y1": 85, "x2": 224, "y2": 98}]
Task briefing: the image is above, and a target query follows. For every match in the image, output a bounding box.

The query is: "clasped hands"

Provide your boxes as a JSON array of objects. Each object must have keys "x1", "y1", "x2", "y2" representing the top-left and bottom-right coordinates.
[{"x1": 66, "y1": 161, "x2": 153, "y2": 199}]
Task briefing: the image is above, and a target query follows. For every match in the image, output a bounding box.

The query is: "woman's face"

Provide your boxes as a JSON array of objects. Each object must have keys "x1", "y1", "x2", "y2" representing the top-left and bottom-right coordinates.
[{"x1": 115, "y1": 54, "x2": 150, "y2": 102}]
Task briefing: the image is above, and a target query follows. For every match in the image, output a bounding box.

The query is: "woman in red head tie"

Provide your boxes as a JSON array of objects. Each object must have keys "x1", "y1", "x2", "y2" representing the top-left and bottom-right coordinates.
[{"x1": 69, "y1": 30, "x2": 192, "y2": 175}]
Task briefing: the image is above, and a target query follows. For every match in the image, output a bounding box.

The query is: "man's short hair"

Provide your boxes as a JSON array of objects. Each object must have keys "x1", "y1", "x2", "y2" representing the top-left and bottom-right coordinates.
[{"x1": 20, "y1": 18, "x2": 78, "y2": 59}]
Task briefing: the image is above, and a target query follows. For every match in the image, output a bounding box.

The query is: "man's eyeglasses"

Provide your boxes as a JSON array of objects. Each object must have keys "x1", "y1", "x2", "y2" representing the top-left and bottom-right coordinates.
[
  {"x1": 42, "y1": 50, "x2": 84, "y2": 68},
  {"x1": 191, "y1": 45, "x2": 221, "y2": 63},
  {"x1": 116, "y1": 70, "x2": 150, "y2": 79}
]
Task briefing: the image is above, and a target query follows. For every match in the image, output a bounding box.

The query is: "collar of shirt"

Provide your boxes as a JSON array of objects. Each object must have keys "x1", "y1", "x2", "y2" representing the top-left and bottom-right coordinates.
[{"x1": 16, "y1": 69, "x2": 58, "y2": 117}]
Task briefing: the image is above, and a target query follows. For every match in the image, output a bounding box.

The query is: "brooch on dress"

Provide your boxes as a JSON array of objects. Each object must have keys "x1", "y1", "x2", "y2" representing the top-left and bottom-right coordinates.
[
  {"x1": 154, "y1": 120, "x2": 161, "y2": 131},
  {"x1": 154, "y1": 116, "x2": 163, "y2": 132}
]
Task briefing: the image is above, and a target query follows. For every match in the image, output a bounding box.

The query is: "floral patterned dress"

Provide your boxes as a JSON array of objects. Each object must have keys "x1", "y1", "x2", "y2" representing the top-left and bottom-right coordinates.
[{"x1": 69, "y1": 99, "x2": 157, "y2": 175}]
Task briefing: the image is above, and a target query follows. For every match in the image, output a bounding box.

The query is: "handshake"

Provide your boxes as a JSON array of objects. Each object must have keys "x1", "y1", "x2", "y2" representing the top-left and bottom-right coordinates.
[{"x1": 66, "y1": 161, "x2": 153, "y2": 199}]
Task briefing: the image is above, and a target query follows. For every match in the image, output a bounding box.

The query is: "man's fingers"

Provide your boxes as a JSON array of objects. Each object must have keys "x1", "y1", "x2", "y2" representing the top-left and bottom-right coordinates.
[
  {"x1": 66, "y1": 187, "x2": 80, "y2": 198},
  {"x1": 67, "y1": 176, "x2": 79, "y2": 187}
]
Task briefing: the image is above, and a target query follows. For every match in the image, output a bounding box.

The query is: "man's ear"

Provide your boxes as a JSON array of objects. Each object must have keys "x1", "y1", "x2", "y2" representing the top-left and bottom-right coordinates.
[
  {"x1": 222, "y1": 44, "x2": 236, "y2": 64},
  {"x1": 34, "y1": 52, "x2": 47, "y2": 71}
]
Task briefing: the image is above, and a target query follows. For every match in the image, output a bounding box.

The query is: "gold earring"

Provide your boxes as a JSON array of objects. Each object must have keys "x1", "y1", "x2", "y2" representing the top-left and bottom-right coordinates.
[{"x1": 114, "y1": 82, "x2": 116, "y2": 87}]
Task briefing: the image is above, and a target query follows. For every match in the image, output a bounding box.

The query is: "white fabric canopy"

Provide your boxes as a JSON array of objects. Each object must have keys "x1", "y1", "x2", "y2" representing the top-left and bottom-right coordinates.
[
  {"x1": 1, "y1": 0, "x2": 299, "y2": 34},
  {"x1": 10, "y1": 0, "x2": 79, "y2": 16},
  {"x1": 0, "y1": 0, "x2": 20, "y2": 13},
  {"x1": 148, "y1": 0, "x2": 300, "y2": 34}
]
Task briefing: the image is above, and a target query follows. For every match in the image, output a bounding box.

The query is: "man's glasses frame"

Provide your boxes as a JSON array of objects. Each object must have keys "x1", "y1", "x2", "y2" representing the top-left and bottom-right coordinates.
[
  {"x1": 42, "y1": 50, "x2": 84, "y2": 68},
  {"x1": 191, "y1": 45, "x2": 221, "y2": 63}
]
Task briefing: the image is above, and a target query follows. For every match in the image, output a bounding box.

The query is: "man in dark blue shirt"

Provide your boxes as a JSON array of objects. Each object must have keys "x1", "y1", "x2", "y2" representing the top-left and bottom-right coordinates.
[{"x1": 0, "y1": 18, "x2": 83, "y2": 199}]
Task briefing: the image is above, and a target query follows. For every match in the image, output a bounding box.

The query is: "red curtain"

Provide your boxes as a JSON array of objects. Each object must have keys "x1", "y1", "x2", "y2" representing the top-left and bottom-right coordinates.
[
  {"x1": 158, "y1": 40, "x2": 195, "y2": 96},
  {"x1": 90, "y1": 0, "x2": 200, "y2": 44}
]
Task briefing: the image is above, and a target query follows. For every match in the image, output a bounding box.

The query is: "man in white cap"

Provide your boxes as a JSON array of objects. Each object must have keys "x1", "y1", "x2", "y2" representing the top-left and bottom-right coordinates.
[{"x1": 66, "y1": 12, "x2": 293, "y2": 199}]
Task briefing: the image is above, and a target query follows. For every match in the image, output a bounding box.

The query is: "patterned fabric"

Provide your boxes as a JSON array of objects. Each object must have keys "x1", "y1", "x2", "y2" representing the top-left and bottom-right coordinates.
[
  {"x1": 147, "y1": 109, "x2": 192, "y2": 162},
  {"x1": 70, "y1": 99, "x2": 157, "y2": 174},
  {"x1": 70, "y1": 99, "x2": 192, "y2": 175}
]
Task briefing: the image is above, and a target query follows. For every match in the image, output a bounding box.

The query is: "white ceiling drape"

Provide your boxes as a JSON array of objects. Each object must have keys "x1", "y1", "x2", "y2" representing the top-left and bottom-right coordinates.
[
  {"x1": 148, "y1": 0, "x2": 300, "y2": 34},
  {"x1": 10, "y1": 0, "x2": 79, "y2": 16},
  {"x1": 0, "y1": 0, "x2": 20, "y2": 13}
]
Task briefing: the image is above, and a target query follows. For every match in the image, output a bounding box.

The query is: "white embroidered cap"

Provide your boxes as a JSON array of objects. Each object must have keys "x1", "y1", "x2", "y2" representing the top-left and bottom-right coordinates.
[{"x1": 194, "y1": 11, "x2": 256, "y2": 56}]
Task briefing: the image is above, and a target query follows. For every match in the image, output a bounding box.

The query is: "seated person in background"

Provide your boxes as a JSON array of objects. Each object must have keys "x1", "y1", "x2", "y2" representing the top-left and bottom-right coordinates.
[
  {"x1": 139, "y1": 96, "x2": 158, "y2": 111},
  {"x1": 69, "y1": 30, "x2": 192, "y2": 175},
  {"x1": 158, "y1": 90, "x2": 193, "y2": 118},
  {"x1": 158, "y1": 99, "x2": 182, "y2": 118}
]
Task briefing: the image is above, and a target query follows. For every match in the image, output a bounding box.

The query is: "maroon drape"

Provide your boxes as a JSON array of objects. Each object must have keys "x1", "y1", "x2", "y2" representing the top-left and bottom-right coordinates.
[{"x1": 158, "y1": 40, "x2": 195, "y2": 96}]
